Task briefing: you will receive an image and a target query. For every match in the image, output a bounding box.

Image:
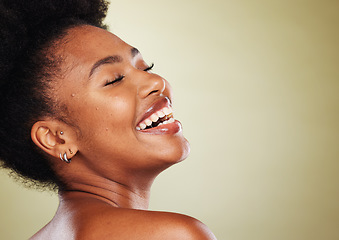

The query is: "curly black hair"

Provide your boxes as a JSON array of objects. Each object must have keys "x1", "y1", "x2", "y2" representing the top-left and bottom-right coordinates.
[{"x1": 0, "y1": 0, "x2": 109, "y2": 190}]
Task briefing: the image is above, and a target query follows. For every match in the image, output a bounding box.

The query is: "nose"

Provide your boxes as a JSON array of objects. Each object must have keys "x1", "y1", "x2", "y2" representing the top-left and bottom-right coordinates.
[{"x1": 137, "y1": 72, "x2": 166, "y2": 98}]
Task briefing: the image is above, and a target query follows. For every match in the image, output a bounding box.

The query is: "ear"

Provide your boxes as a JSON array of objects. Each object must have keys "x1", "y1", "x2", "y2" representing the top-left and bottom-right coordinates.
[{"x1": 31, "y1": 120, "x2": 78, "y2": 162}]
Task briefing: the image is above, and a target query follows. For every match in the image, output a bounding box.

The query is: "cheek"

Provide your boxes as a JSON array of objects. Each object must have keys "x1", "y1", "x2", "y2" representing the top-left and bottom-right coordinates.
[{"x1": 69, "y1": 91, "x2": 136, "y2": 137}]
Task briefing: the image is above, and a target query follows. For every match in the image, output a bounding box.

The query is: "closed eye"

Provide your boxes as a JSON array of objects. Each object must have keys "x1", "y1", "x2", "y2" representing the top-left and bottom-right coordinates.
[
  {"x1": 143, "y1": 63, "x2": 154, "y2": 72},
  {"x1": 104, "y1": 75, "x2": 124, "y2": 86}
]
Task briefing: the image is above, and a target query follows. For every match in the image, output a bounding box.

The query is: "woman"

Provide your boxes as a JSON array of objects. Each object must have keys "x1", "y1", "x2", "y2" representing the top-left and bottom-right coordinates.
[{"x1": 0, "y1": 0, "x2": 216, "y2": 239}]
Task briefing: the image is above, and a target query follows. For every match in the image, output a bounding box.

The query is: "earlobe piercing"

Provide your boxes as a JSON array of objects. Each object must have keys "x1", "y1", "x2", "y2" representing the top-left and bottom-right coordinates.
[
  {"x1": 69, "y1": 149, "x2": 73, "y2": 154},
  {"x1": 60, "y1": 131, "x2": 64, "y2": 135},
  {"x1": 59, "y1": 152, "x2": 71, "y2": 163}
]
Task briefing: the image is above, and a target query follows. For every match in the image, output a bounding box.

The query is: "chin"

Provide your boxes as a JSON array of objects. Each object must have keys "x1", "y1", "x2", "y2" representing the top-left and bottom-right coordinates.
[
  {"x1": 177, "y1": 138, "x2": 190, "y2": 162},
  {"x1": 157, "y1": 136, "x2": 190, "y2": 166}
]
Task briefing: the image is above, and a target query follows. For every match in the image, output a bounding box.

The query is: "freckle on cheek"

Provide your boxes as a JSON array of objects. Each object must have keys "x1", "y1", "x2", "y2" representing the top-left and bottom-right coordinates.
[{"x1": 105, "y1": 128, "x2": 108, "y2": 131}]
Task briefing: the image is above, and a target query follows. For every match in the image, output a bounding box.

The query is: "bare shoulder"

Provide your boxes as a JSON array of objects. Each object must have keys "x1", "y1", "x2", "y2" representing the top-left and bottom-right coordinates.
[
  {"x1": 78, "y1": 207, "x2": 217, "y2": 240},
  {"x1": 139, "y1": 210, "x2": 217, "y2": 240},
  {"x1": 159, "y1": 211, "x2": 217, "y2": 240}
]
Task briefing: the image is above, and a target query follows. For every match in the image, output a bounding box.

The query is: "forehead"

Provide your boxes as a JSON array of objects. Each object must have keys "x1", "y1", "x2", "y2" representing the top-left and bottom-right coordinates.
[{"x1": 62, "y1": 25, "x2": 133, "y2": 66}]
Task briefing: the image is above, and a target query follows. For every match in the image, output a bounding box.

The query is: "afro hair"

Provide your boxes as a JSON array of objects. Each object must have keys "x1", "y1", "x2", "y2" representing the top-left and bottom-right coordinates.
[{"x1": 0, "y1": 0, "x2": 110, "y2": 190}]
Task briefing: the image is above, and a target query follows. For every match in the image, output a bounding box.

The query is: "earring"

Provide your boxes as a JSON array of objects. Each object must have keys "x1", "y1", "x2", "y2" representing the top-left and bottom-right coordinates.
[
  {"x1": 60, "y1": 131, "x2": 64, "y2": 135},
  {"x1": 59, "y1": 152, "x2": 71, "y2": 163},
  {"x1": 69, "y1": 149, "x2": 73, "y2": 154}
]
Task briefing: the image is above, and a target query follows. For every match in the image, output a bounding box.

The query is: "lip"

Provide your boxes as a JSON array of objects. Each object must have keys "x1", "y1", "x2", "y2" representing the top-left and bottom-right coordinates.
[{"x1": 137, "y1": 97, "x2": 171, "y2": 126}]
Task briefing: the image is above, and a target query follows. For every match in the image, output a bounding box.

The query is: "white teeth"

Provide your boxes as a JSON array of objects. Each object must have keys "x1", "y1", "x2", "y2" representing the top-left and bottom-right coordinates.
[
  {"x1": 137, "y1": 105, "x2": 174, "y2": 130},
  {"x1": 151, "y1": 113, "x2": 159, "y2": 122},
  {"x1": 140, "y1": 123, "x2": 146, "y2": 130},
  {"x1": 157, "y1": 110, "x2": 165, "y2": 118},
  {"x1": 145, "y1": 119, "x2": 152, "y2": 126},
  {"x1": 163, "y1": 107, "x2": 171, "y2": 115},
  {"x1": 161, "y1": 117, "x2": 175, "y2": 126}
]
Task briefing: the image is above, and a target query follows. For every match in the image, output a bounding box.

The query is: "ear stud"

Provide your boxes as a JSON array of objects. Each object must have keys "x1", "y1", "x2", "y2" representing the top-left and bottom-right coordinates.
[{"x1": 60, "y1": 131, "x2": 64, "y2": 135}]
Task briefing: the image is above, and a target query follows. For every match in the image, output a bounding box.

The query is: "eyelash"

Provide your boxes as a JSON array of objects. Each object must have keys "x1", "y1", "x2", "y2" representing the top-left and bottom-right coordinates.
[
  {"x1": 104, "y1": 75, "x2": 124, "y2": 86},
  {"x1": 104, "y1": 63, "x2": 155, "y2": 86},
  {"x1": 144, "y1": 63, "x2": 154, "y2": 72}
]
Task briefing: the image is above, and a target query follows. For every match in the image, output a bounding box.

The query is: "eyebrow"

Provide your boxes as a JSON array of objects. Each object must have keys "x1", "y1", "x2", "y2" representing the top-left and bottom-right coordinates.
[
  {"x1": 88, "y1": 48, "x2": 141, "y2": 79},
  {"x1": 89, "y1": 55, "x2": 123, "y2": 78}
]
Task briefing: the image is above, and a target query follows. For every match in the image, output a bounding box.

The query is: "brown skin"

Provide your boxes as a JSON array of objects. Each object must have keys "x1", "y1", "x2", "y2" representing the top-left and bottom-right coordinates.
[{"x1": 30, "y1": 25, "x2": 216, "y2": 239}]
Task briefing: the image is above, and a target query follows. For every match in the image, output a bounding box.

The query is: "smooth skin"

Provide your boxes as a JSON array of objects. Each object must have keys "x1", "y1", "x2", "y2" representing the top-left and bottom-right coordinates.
[{"x1": 30, "y1": 25, "x2": 216, "y2": 239}]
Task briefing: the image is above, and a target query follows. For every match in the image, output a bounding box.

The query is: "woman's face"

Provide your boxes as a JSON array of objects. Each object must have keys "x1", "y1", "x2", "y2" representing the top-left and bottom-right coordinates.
[{"x1": 53, "y1": 25, "x2": 190, "y2": 176}]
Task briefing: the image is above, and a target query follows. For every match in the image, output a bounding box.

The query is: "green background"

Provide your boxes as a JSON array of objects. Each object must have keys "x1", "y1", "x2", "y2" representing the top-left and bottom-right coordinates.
[{"x1": 1, "y1": 0, "x2": 338, "y2": 239}]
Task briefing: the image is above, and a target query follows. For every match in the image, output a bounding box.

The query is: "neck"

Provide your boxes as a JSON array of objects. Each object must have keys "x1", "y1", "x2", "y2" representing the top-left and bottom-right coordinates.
[
  {"x1": 58, "y1": 168, "x2": 161, "y2": 209},
  {"x1": 54, "y1": 153, "x2": 174, "y2": 209}
]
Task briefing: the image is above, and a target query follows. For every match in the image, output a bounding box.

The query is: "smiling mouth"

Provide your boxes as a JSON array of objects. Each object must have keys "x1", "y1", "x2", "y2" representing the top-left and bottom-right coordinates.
[{"x1": 136, "y1": 106, "x2": 174, "y2": 130}]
